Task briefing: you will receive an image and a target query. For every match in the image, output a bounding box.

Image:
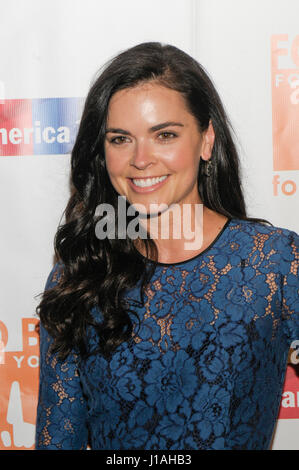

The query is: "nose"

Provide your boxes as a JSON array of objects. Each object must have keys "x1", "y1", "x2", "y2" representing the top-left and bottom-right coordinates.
[{"x1": 130, "y1": 140, "x2": 155, "y2": 170}]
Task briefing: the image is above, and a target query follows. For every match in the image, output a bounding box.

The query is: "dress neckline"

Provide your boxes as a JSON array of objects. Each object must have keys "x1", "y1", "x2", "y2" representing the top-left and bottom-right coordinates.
[{"x1": 134, "y1": 217, "x2": 234, "y2": 267}]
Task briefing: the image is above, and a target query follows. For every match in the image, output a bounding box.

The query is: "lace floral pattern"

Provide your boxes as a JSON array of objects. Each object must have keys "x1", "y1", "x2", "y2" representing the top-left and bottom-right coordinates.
[{"x1": 35, "y1": 218, "x2": 299, "y2": 450}]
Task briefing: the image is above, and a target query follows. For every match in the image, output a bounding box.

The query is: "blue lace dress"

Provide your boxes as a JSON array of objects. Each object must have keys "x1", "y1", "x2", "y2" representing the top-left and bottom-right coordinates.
[{"x1": 35, "y1": 217, "x2": 299, "y2": 450}]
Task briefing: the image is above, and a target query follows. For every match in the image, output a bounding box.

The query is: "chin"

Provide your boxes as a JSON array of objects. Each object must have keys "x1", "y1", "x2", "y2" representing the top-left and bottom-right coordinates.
[{"x1": 129, "y1": 200, "x2": 170, "y2": 217}]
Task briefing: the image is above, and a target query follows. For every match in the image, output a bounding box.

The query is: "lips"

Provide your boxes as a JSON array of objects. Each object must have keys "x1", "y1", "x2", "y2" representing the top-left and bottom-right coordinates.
[
  {"x1": 127, "y1": 175, "x2": 170, "y2": 193},
  {"x1": 132, "y1": 175, "x2": 167, "y2": 187}
]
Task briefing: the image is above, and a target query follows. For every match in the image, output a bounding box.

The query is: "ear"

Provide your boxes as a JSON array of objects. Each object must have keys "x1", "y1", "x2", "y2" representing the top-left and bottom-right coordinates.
[{"x1": 200, "y1": 120, "x2": 215, "y2": 161}]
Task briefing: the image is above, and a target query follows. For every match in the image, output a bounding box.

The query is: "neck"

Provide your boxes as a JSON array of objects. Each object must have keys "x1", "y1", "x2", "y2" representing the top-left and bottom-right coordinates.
[{"x1": 136, "y1": 202, "x2": 206, "y2": 262}]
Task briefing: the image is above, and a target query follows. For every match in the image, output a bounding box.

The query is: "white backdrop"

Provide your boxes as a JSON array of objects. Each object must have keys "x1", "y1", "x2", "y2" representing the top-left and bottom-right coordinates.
[{"x1": 0, "y1": 0, "x2": 298, "y2": 450}]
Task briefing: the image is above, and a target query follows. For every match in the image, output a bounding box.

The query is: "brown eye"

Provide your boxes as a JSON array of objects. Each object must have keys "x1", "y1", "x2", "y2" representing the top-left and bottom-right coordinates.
[
  {"x1": 158, "y1": 132, "x2": 177, "y2": 140},
  {"x1": 110, "y1": 136, "x2": 129, "y2": 145}
]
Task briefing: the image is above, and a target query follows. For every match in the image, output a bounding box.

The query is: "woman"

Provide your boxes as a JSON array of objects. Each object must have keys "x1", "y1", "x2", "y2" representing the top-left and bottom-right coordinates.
[{"x1": 35, "y1": 42, "x2": 299, "y2": 450}]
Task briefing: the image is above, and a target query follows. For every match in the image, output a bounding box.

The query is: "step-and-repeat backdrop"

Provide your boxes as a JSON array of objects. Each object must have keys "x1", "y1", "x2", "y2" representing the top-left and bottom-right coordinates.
[{"x1": 0, "y1": 0, "x2": 298, "y2": 450}]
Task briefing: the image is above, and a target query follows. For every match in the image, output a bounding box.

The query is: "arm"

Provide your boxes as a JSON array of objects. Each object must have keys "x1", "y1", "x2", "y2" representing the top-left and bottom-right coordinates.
[
  {"x1": 281, "y1": 230, "x2": 299, "y2": 345},
  {"x1": 35, "y1": 263, "x2": 89, "y2": 450}
]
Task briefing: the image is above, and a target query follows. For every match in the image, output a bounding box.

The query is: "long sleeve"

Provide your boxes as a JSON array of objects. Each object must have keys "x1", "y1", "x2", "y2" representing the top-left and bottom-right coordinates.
[
  {"x1": 35, "y1": 263, "x2": 89, "y2": 450},
  {"x1": 281, "y1": 230, "x2": 299, "y2": 345}
]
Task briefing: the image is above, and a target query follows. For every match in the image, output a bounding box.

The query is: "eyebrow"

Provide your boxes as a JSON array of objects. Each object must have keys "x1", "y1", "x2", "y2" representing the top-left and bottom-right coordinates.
[{"x1": 105, "y1": 121, "x2": 184, "y2": 135}]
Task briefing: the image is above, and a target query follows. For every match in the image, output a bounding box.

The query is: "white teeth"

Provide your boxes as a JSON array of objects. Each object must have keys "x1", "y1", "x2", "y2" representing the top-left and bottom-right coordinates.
[{"x1": 132, "y1": 175, "x2": 168, "y2": 187}]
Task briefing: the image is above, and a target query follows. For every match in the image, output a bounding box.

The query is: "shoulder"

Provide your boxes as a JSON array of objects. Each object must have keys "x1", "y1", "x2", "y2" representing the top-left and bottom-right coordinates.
[
  {"x1": 229, "y1": 217, "x2": 298, "y2": 242},
  {"x1": 229, "y1": 217, "x2": 299, "y2": 270}
]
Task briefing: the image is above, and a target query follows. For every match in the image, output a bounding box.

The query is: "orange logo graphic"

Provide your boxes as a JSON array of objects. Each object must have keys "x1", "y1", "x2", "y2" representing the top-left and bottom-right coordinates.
[
  {"x1": 271, "y1": 34, "x2": 299, "y2": 171},
  {"x1": 0, "y1": 318, "x2": 39, "y2": 450}
]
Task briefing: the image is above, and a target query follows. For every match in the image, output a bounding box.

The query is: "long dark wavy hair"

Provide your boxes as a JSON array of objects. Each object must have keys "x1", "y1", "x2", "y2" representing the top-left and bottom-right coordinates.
[{"x1": 36, "y1": 41, "x2": 271, "y2": 360}]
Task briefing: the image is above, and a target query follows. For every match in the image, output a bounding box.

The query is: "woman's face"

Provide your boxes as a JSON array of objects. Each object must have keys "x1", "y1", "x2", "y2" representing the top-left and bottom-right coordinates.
[{"x1": 104, "y1": 82, "x2": 214, "y2": 214}]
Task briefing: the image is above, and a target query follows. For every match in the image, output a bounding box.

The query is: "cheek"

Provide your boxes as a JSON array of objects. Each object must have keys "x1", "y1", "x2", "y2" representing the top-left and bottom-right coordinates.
[
  {"x1": 162, "y1": 144, "x2": 200, "y2": 173},
  {"x1": 105, "y1": 150, "x2": 126, "y2": 178}
]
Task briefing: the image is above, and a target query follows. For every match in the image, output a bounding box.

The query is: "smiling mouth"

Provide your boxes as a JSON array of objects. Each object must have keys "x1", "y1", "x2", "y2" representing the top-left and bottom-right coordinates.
[{"x1": 130, "y1": 175, "x2": 168, "y2": 188}]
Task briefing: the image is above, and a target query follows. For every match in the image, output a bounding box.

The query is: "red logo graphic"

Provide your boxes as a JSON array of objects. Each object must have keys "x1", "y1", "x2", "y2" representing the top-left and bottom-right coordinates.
[{"x1": 278, "y1": 354, "x2": 299, "y2": 419}]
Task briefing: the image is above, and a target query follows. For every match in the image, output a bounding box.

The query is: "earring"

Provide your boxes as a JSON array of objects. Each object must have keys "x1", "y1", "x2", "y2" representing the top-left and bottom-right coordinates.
[{"x1": 204, "y1": 159, "x2": 213, "y2": 177}]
